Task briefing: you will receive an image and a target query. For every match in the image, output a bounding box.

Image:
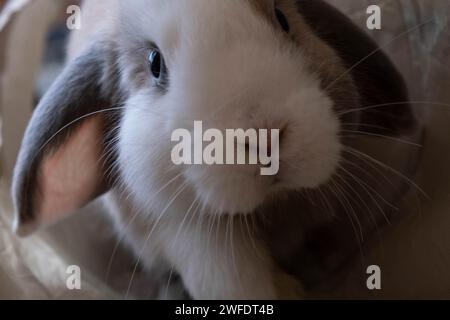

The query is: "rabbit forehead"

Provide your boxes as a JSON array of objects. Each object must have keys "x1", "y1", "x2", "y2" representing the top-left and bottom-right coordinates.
[
  {"x1": 119, "y1": 0, "x2": 275, "y2": 19},
  {"x1": 118, "y1": 0, "x2": 280, "y2": 50}
]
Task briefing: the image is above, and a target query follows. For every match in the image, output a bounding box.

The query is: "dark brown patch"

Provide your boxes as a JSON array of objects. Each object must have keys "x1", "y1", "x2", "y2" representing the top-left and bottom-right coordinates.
[
  {"x1": 250, "y1": 0, "x2": 419, "y2": 293},
  {"x1": 294, "y1": 0, "x2": 416, "y2": 136}
]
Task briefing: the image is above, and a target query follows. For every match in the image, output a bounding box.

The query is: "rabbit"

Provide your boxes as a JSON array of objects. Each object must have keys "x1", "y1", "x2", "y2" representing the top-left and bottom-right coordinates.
[{"x1": 12, "y1": 0, "x2": 420, "y2": 299}]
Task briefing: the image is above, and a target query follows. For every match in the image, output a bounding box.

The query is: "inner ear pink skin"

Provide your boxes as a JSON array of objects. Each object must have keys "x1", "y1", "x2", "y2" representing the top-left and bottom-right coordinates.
[{"x1": 36, "y1": 116, "x2": 107, "y2": 228}]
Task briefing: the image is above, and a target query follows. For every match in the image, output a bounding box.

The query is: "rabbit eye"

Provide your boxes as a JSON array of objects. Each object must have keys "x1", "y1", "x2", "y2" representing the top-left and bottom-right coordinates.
[
  {"x1": 275, "y1": 8, "x2": 290, "y2": 33},
  {"x1": 147, "y1": 48, "x2": 168, "y2": 90},
  {"x1": 148, "y1": 49, "x2": 163, "y2": 79}
]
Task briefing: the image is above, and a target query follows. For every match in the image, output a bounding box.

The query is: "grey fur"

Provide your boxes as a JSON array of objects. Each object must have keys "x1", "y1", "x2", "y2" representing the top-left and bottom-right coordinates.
[{"x1": 12, "y1": 42, "x2": 121, "y2": 228}]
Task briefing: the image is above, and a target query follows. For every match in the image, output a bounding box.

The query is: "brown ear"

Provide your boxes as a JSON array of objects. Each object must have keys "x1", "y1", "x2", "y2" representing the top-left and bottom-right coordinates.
[
  {"x1": 297, "y1": 0, "x2": 416, "y2": 136},
  {"x1": 12, "y1": 43, "x2": 120, "y2": 236}
]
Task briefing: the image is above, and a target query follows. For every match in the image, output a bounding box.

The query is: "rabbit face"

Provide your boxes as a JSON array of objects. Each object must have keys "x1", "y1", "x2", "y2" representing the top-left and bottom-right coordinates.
[{"x1": 116, "y1": 0, "x2": 341, "y2": 215}]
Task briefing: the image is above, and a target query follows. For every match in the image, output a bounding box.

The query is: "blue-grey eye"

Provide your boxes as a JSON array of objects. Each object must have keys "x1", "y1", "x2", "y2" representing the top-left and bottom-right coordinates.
[
  {"x1": 275, "y1": 8, "x2": 290, "y2": 33},
  {"x1": 148, "y1": 49, "x2": 163, "y2": 79}
]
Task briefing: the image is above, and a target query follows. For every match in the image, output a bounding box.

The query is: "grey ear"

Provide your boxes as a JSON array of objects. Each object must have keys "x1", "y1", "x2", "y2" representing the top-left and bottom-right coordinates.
[
  {"x1": 12, "y1": 42, "x2": 121, "y2": 236},
  {"x1": 297, "y1": 0, "x2": 416, "y2": 136}
]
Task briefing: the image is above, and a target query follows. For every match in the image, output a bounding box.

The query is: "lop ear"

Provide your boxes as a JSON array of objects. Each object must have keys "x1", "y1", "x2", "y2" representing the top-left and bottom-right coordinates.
[
  {"x1": 297, "y1": 0, "x2": 417, "y2": 136},
  {"x1": 12, "y1": 43, "x2": 120, "y2": 236}
]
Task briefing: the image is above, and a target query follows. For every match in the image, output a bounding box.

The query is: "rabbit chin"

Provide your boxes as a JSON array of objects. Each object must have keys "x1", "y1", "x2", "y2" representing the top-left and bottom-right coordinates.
[
  {"x1": 182, "y1": 151, "x2": 336, "y2": 216},
  {"x1": 184, "y1": 165, "x2": 275, "y2": 215}
]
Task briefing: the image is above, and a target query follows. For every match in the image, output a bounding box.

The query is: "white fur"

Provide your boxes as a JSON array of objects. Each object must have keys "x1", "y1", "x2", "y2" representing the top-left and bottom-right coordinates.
[
  {"x1": 117, "y1": 0, "x2": 341, "y2": 215},
  {"x1": 79, "y1": 0, "x2": 341, "y2": 299}
]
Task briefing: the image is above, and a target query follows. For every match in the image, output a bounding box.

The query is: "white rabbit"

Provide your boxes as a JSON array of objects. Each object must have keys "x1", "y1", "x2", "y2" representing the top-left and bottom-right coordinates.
[{"x1": 12, "y1": 0, "x2": 418, "y2": 299}]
